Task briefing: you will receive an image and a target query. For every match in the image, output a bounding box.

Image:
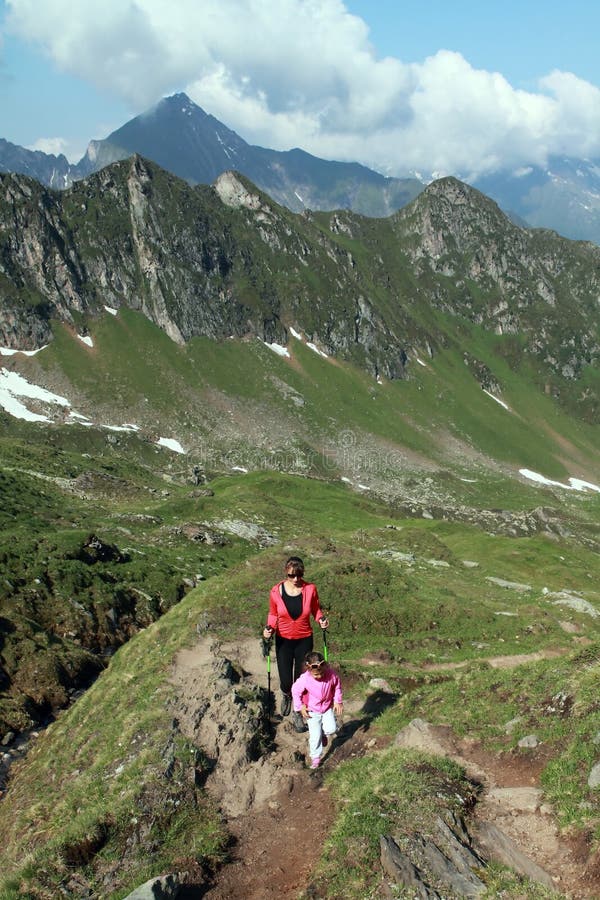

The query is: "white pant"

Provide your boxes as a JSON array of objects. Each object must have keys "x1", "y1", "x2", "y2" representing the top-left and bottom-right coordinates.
[{"x1": 307, "y1": 707, "x2": 337, "y2": 759}]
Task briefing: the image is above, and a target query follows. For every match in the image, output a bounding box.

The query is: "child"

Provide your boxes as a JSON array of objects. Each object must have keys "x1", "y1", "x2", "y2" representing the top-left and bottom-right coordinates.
[{"x1": 291, "y1": 651, "x2": 343, "y2": 769}]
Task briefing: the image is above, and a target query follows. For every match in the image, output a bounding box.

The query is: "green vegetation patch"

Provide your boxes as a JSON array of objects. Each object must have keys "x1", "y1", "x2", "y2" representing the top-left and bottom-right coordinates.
[
  {"x1": 309, "y1": 749, "x2": 474, "y2": 899},
  {"x1": 0, "y1": 585, "x2": 227, "y2": 899}
]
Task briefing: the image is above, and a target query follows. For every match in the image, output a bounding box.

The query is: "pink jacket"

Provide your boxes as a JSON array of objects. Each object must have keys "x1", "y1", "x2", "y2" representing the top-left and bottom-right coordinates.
[
  {"x1": 267, "y1": 581, "x2": 324, "y2": 639},
  {"x1": 291, "y1": 666, "x2": 343, "y2": 714}
]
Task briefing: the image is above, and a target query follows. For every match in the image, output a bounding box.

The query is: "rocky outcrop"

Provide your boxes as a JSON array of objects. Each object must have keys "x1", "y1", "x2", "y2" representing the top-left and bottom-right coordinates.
[
  {"x1": 392, "y1": 177, "x2": 600, "y2": 380},
  {"x1": 1, "y1": 161, "x2": 598, "y2": 399}
]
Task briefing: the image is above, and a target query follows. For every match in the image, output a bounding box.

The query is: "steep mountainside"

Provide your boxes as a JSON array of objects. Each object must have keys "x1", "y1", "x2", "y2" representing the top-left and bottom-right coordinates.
[{"x1": 0, "y1": 158, "x2": 598, "y2": 420}]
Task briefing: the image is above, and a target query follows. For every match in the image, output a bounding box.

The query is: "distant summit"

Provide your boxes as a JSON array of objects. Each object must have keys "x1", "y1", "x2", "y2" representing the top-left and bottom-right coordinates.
[
  {"x1": 0, "y1": 137, "x2": 72, "y2": 189},
  {"x1": 74, "y1": 93, "x2": 422, "y2": 217},
  {"x1": 2, "y1": 93, "x2": 600, "y2": 241}
]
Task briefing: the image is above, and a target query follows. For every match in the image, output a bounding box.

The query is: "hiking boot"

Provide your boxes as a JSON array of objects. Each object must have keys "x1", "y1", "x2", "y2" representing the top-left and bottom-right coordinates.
[
  {"x1": 292, "y1": 711, "x2": 307, "y2": 733},
  {"x1": 281, "y1": 693, "x2": 292, "y2": 717}
]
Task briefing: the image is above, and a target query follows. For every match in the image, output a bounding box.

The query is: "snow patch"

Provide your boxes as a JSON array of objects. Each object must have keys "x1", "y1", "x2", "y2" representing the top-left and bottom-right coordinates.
[
  {"x1": 264, "y1": 341, "x2": 290, "y2": 358},
  {"x1": 78, "y1": 334, "x2": 94, "y2": 348},
  {"x1": 104, "y1": 305, "x2": 118, "y2": 316},
  {"x1": 519, "y1": 469, "x2": 600, "y2": 493},
  {"x1": 157, "y1": 437, "x2": 185, "y2": 454},
  {"x1": 0, "y1": 369, "x2": 71, "y2": 422},
  {"x1": 289, "y1": 327, "x2": 303, "y2": 340},
  {"x1": 103, "y1": 423, "x2": 138, "y2": 433},
  {"x1": 0, "y1": 345, "x2": 47, "y2": 357},
  {"x1": 483, "y1": 388, "x2": 510, "y2": 410},
  {"x1": 569, "y1": 477, "x2": 600, "y2": 493},
  {"x1": 306, "y1": 342, "x2": 328, "y2": 358},
  {"x1": 416, "y1": 358, "x2": 427, "y2": 367}
]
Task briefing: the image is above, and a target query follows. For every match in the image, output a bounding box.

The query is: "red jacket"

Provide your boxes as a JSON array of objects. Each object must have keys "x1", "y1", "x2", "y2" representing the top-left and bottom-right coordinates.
[{"x1": 267, "y1": 581, "x2": 324, "y2": 639}]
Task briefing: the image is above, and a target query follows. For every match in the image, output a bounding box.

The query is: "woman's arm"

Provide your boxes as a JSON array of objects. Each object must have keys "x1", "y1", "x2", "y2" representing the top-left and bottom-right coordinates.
[
  {"x1": 266, "y1": 585, "x2": 281, "y2": 632},
  {"x1": 309, "y1": 584, "x2": 329, "y2": 628}
]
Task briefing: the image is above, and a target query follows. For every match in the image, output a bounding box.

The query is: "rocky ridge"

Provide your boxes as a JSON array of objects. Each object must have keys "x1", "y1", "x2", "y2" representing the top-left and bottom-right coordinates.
[{"x1": 1, "y1": 158, "x2": 599, "y2": 414}]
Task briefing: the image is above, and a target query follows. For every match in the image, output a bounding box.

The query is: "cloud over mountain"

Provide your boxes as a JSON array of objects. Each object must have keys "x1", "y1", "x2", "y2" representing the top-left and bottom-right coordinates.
[{"x1": 5, "y1": 0, "x2": 600, "y2": 177}]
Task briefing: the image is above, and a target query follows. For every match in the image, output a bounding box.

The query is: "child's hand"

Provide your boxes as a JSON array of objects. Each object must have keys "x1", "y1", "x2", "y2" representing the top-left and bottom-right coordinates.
[
  {"x1": 301, "y1": 705, "x2": 310, "y2": 721},
  {"x1": 334, "y1": 702, "x2": 343, "y2": 717}
]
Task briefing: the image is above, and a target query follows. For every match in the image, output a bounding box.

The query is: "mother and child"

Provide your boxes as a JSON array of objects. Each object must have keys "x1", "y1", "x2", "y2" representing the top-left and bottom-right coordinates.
[{"x1": 263, "y1": 556, "x2": 343, "y2": 768}]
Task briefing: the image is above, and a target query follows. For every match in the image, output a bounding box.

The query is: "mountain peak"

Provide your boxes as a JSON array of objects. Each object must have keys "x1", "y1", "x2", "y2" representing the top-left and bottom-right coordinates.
[{"x1": 157, "y1": 92, "x2": 206, "y2": 119}]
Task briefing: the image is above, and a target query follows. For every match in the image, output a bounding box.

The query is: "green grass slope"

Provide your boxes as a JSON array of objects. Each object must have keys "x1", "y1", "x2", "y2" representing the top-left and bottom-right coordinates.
[
  {"x1": 17, "y1": 306, "x2": 600, "y2": 491},
  {"x1": 1, "y1": 468, "x2": 600, "y2": 896}
]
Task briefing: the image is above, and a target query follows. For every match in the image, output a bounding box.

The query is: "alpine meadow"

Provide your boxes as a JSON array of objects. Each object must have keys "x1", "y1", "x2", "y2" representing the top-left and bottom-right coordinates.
[{"x1": 0, "y1": 141, "x2": 599, "y2": 899}]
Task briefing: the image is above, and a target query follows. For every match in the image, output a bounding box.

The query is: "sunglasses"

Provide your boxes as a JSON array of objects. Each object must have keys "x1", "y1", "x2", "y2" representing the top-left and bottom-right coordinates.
[
  {"x1": 286, "y1": 571, "x2": 304, "y2": 579},
  {"x1": 309, "y1": 661, "x2": 325, "y2": 670}
]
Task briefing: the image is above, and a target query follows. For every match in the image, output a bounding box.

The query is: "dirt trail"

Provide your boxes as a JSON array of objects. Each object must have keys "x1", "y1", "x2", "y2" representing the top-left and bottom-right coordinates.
[
  {"x1": 171, "y1": 638, "x2": 595, "y2": 899},
  {"x1": 171, "y1": 636, "x2": 363, "y2": 899}
]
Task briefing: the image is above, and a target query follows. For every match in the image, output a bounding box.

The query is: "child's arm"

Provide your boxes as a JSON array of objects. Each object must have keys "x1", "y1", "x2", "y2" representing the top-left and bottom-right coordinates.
[
  {"x1": 332, "y1": 670, "x2": 343, "y2": 717},
  {"x1": 291, "y1": 675, "x2": 303, "y2": 710}
]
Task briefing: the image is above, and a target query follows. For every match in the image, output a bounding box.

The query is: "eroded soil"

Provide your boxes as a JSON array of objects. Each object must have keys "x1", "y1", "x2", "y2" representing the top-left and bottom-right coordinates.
[{"x1": 171, "y1": 637, "x2": 597, "y2": 898}]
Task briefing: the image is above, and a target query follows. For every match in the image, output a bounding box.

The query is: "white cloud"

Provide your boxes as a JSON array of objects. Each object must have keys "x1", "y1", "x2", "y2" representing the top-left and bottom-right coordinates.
[
  {"x1": 27, "y1": 136, "x2": 71, "y2": 157},
  {"x1": 5, "y1": 0, "x2": 600, "y2": 178}
]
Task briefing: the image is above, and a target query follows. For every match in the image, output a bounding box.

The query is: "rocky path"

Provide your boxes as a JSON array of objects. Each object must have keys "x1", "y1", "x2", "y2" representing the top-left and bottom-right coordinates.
[
  {"x1": 171, "y1": 637, "x2": 595, "y2": 898},
  {"x1": 394, "y1": 718, "x2": 593, "y2": 898}
]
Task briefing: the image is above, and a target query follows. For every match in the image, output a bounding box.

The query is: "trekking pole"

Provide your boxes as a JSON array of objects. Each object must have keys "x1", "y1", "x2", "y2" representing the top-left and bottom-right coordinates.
[
  {"x1": 322, "y1": 625, "x2": 328, "y2": 662},
  {"x1": 261, "y1": 634, "x2": 273, "y2": 720}
]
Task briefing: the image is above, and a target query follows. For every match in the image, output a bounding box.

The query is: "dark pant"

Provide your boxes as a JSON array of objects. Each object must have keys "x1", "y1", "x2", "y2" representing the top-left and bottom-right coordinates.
[{"x1": 275, "y1": 634, "x2": 313, "y2": 694}]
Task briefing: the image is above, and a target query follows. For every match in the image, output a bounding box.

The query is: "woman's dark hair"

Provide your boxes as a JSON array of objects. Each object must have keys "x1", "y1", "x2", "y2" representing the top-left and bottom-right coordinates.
[{"x1": 285, "y1": 555, "x2": 304, "y2": 573}]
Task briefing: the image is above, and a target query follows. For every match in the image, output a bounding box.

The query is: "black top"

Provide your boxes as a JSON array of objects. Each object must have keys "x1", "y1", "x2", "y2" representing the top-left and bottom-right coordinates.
[{"x1": 281, "y1": 582, "x2": 302, "y2": 620}]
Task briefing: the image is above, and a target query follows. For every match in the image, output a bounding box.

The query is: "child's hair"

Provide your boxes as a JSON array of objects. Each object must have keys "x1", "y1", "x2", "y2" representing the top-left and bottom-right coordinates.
[{"x1": 304, "y1": 650, "x2": 325, "y2": 668}]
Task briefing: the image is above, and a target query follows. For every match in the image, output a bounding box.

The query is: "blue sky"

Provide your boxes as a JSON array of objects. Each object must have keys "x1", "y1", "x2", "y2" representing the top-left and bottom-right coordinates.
[{"x1": 1, "y1": 0, "x2": 600, "y2": 178}]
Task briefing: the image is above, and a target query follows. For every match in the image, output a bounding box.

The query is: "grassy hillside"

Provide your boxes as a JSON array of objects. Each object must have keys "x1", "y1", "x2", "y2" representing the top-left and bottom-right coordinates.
[
  {"x1": 17, "y1": 306, "x2": 600, "y2": 488},
  {"x1": 1, "y1": 308, "x2": 599, "y2": 896},
  {"x1": 0, "y1": 454, "x2": 600, "y2": 895}
]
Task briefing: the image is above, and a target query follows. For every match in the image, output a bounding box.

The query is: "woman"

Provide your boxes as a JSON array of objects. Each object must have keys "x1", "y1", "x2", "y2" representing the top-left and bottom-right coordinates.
[{"x1": 263, "y1": 556, "x2": 328, "y2": 717}]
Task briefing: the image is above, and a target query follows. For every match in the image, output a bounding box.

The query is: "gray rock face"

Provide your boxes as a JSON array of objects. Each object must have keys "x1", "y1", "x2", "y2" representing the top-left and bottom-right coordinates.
[
  {"x1": 380, "y1": 813, "x2": 488, "y2": 898},
  {"x1": 486, "y1": 577, "x2": 532, "y2": 592},
  {"x1": 123, "y1": 873, "x2": 180, "y2": 899},
  {"x1": 474, "y1": 821, "x2": 555, "y2": 888},
  {"x1": 517, "y1": 734, "x2": 540, "y2": 748},
  {"x1": 588, "y1": 762, "x2": 600, "y2": 789},
  {"x1": 380, "y1": 835, "x2": 442, "y2": 899}
]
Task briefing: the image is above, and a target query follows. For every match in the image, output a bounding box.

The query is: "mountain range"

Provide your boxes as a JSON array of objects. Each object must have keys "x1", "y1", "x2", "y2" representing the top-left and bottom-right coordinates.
[
  {"x1": 3, "y1": 92, "x2": 600, "y2": 243},
  {"x1": 2, "y1": 157, "x2": 598, "y2": 425}
]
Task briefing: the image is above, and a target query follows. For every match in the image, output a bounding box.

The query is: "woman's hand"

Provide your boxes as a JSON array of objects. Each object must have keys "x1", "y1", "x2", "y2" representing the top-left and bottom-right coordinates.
[
  {"x1": 319, "y1": 617, "x2": 329, "y2": 629},
  {"x1": 263, "y1": 626, "x2": 274, "y2": 639}
]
